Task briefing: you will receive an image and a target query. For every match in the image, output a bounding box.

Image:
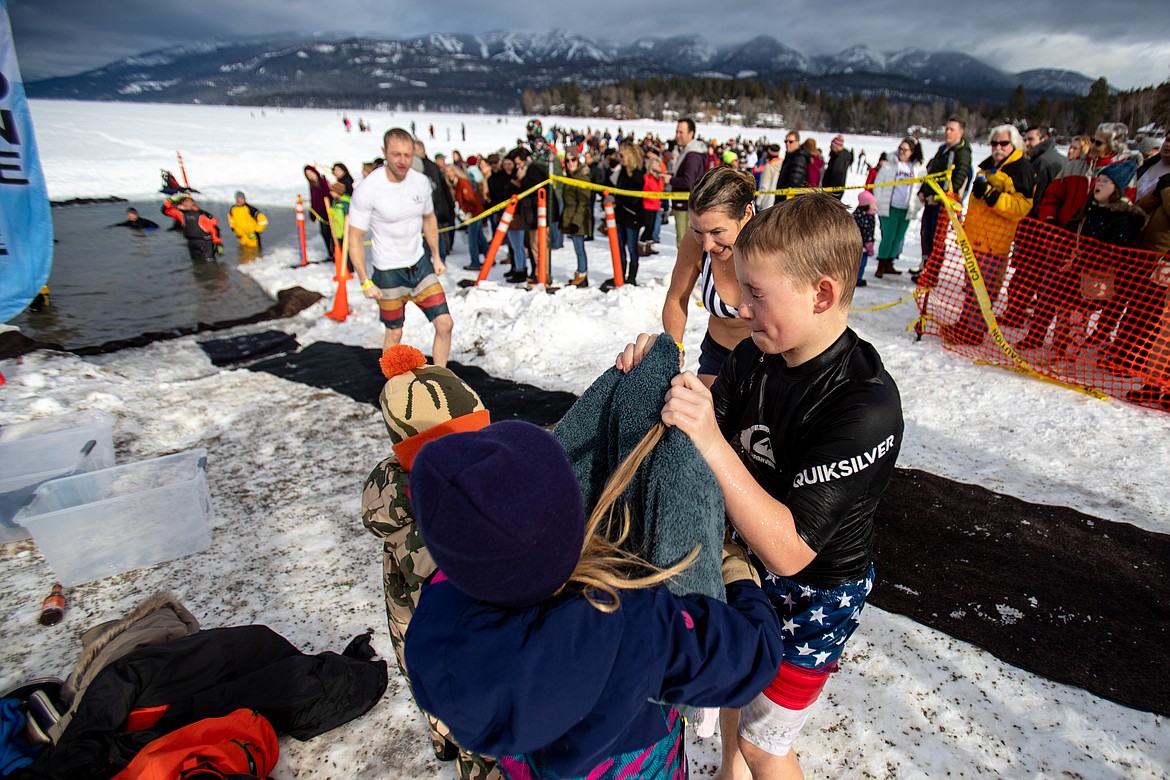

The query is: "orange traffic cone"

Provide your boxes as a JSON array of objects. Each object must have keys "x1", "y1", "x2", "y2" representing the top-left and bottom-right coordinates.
[
  {"x1": 325, "y1": 215, "x2": 350, "y2": 321},
  {"x1": 324, "y1": 274, "x2": 349, "y2": 322}
]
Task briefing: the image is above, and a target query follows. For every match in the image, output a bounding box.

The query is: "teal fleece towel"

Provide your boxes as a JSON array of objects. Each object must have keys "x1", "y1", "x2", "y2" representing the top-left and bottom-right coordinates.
[{"x1": 553, "y1": 335, "x2": 725, "y2": 601}]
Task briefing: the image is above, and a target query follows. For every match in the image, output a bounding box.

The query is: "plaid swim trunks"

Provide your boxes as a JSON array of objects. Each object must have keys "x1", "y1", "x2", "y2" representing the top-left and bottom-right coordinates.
[{"x1": 371, "y1": 255, "x2": 449, "y2": 330}]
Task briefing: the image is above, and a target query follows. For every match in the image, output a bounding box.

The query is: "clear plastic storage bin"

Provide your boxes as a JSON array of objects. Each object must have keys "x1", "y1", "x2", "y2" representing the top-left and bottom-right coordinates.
[
  {"x1": 0, "y1": 410, "x2": 116, "y2": 542},
  {"x1": 14, "y1": 448, "x2": 213, "y2": 585}
]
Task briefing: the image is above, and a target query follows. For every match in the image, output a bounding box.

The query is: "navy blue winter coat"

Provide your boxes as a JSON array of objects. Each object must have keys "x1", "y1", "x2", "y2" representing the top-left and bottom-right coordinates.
[{"x1": 405, "y1": 577, "x2": 783, "y2": 777}]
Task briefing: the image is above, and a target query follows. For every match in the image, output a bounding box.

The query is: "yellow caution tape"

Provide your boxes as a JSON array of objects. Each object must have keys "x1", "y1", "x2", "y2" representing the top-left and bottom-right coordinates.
[
  {"x1": 923, "y1": 177, "x2": 1109, "y2": 401},
  {"x1": 438, "y1": 178, "x2": 552, "y2": 233},
  {"x1": 851, "y1": 294, "x2": 915, "y2": 313},
  {"x1": 549, "y1": 169, "x2": 953, "y2": 202},
  {"x1": 435, "y1": 167, "x2": 956, "y2": 233}
]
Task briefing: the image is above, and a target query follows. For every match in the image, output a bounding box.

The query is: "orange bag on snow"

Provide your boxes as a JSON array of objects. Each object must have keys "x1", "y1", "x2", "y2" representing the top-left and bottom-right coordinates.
[{"x1": 112, "y1": 708, "x2": 278, "y2": 780}]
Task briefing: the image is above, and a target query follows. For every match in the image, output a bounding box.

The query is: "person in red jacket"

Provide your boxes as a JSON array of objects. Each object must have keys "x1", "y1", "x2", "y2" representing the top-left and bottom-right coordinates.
[
  {"x1": 1020, "y1": 123, "x2": 1137, "y2": 348},
  {"x1": 161, "y1": 195, "x2": 222, "y2": 261},
  {"x1": 443, "y1": 166, "x2": 489, "y2": 271},
  {"x1": 639, "y1": 153, "x2": 666, "y2": 255},
  {"x1": 803, "y1": 138, "x2": 824, "y2": 188},
  {"x1": 1038, "y1": 122, "x2": 1136, "y2": 229}
]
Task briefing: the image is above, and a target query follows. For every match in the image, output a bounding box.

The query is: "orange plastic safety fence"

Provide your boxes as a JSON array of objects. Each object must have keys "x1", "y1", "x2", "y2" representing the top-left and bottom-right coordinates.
[{"x1": 916, "y1": 203, "x2": 1170, "y2": 411}]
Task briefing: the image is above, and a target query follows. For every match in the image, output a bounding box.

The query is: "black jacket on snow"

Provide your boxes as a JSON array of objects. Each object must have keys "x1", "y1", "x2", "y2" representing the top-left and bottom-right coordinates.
[{"x1": 16, "y1": 625, "x2": 388, "y2": 780}]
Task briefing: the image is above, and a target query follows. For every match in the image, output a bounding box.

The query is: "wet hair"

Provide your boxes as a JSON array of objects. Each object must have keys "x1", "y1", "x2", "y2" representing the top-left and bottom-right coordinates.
[
  {"x1": 383, "y1": 127, "x2": 413, "y2": 149},
  {"x1": 689, "y1": 166, "x2": 757, "y2": 220},
  {"x1": 735, "y1": 191, "x2": 861, "y2": 309},
  {"x1": 126, "y1": 208, "x2": 138, "y2": 216}
]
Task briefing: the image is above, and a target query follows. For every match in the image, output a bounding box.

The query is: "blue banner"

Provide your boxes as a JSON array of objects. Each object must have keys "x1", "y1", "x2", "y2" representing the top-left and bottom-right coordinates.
[{"x1": 0, "y1": 0, "x2": 52, "y2": 323}]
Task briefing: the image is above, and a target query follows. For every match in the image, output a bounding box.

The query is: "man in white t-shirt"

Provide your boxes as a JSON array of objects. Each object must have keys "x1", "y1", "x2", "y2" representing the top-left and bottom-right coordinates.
[{"x1": 349, "y1": 127, "x2": 453, "y2": 365}]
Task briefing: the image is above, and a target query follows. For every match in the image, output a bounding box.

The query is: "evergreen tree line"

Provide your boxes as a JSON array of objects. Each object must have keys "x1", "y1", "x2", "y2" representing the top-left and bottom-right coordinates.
[{"x1": 520, "y1": 75, "x2": 1170, "y2": 139}]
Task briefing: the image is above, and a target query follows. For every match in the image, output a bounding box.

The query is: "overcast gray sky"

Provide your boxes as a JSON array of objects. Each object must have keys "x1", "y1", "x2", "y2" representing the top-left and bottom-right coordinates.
[{"x1": 8, "y1": 0, "x2": 1169, "y2": 90}]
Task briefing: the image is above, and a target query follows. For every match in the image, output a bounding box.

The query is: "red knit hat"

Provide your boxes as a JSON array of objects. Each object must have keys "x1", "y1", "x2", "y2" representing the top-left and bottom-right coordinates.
[{"x1": 831, "y1": 135, "x2": 845, "y2": 150}]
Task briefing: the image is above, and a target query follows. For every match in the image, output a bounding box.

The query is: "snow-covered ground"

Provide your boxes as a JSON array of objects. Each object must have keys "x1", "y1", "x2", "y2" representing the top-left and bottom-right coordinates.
[{"x1": 1, "y1": 101, "x2": 1167, "y2": 778}]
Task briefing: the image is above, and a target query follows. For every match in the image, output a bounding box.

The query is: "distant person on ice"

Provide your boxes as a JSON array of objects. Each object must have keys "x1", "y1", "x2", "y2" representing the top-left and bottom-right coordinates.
[
  {"x1": 228, "y1": 191, "x2": 268, "y2": 249},
  {"x1": 348, "y1": 127, "x2": 454, "y2": 366},
  {"x1": 110, "y1": 208, "x2": 158, "y2": 230},
  {"x1": 404, "y1": 420, "x2": 784, "y2": 779},
  {"x1": 161, "y1": 194, "x2": 222, "y2": 261}
]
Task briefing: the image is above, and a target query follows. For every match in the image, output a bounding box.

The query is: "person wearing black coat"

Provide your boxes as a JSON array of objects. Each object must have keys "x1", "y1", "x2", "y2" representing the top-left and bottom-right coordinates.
[
  {"x1": 610, "y1": 143, "x2": 646, "y2": 286},
  {"x1": 822, "y1": 135, "x2": 853, "y2": 199},
  {"x1": 413, "y1": 140, "x2": 455, "y2": 260},
  {"x1": 1023, "y1": 127, "x2": 1067, "y2": 219},
  {"x1": 1001, "y1": 126, "x2": 1068, "y2": 323},
  {"x1": 776, "y1": 131, "x2": 810, "y2": 200}
]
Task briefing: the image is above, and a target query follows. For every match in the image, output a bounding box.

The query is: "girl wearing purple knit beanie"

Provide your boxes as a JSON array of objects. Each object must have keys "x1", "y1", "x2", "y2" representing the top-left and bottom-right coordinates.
[{"x1": 405, "y1": 420, "x2": 784, "y2": 779}]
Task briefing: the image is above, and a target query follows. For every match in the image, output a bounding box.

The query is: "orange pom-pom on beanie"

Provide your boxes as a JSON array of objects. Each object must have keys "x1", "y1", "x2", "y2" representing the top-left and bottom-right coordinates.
[{"x1": 380, "y1": 345, "x2": 427, "y2": 380}]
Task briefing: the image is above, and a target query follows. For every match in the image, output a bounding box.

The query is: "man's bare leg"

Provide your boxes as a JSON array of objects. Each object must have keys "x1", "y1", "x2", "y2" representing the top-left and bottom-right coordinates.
[
  {"x1": 713, "y1": 709, "x2": 751, "y2": 780},
  {"x1": 739, "y1": 737, "x2": 803, "y2": 780},
  {"x1": 382, "y1": 327, "x2": 403, "y2": 351},
  {"x1": 431, "y1": 313, "x2": 453, "y2": 367}
]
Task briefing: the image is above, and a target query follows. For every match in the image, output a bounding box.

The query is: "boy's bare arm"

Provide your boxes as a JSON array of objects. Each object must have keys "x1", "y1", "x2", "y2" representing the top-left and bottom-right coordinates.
[{"x1": 663, "y1": 372, "x2": 817, "y2": 576}]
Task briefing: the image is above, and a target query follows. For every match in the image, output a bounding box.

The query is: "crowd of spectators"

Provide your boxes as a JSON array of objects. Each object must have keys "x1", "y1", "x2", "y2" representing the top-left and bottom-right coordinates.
[{"x1": 308, "y1": 115, "x2": 1167, "y2": 405}]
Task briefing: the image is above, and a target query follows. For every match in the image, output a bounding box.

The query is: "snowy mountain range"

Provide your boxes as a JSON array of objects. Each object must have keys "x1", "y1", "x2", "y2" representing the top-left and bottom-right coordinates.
[{"x1": 27, "y1": 30, "x2": 1101, "y2": 112}]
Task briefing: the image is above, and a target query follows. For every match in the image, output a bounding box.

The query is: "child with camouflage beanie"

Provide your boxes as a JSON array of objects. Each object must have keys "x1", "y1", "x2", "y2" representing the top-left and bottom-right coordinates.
[{"x1": 360, "y1": 345, "x2": 500, "y2": 779}]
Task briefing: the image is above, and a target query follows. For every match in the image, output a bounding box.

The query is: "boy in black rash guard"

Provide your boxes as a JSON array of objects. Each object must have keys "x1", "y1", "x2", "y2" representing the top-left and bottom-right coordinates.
[{"x1": 617, "y1": 191, "x2": 904, "y2": 780}]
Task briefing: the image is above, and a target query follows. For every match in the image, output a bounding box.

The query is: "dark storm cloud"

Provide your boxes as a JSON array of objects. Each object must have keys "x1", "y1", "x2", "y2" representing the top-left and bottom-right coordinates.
[{"x1": 8, "y1": 0, "x2": 1168, "y2": 88}]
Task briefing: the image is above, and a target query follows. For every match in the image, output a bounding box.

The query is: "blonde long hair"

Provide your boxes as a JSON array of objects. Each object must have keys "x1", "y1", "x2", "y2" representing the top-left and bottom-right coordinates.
[{"x1": 558, "y1": 422, "x2": 701, "y2": 612}]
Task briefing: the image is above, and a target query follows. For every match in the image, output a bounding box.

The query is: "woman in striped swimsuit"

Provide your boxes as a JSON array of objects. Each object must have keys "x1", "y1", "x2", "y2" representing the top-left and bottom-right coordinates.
[{"x1": 663, "y1": 167, "x2": 757, "y2": 387}]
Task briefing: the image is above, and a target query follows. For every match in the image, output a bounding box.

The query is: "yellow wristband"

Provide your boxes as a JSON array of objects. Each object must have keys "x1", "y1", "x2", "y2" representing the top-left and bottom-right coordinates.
[
  {"x1": 361, "y1": 279, "x2": 375, "y2": 291},
  {"x1": 675, "y1": 341, "x2": 685, "y2": 352}
]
